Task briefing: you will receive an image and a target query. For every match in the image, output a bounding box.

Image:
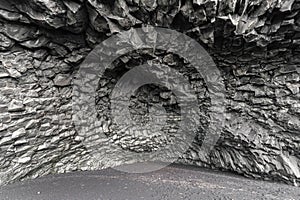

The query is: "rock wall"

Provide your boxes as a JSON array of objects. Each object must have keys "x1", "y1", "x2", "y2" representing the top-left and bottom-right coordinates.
[{"x1": 0, "y1": 0, "x2": 299, "y2": 186}]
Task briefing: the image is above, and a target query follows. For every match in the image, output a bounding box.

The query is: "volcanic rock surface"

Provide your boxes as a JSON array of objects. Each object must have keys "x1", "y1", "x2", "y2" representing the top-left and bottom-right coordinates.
[{"x1": 0, "y1": 0, "x2": 299, "y2": 186}]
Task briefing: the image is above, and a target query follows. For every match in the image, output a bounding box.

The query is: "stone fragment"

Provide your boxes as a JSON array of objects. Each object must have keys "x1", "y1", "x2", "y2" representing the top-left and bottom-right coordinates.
[
  {"x1": 0, "y1": 33, "x2": 14, "y2": 50},
  {"x1": 278, "y1": 154, "x2": 300, "y2": 178},
  {"x1": 17, "y1": 156, "x2": 31, "y2": 164},
  {"x1": 33, "y1": 49, "x2": 48, "y2": 60},
  {"x1": 8, "y1": 100, "x2": 25, "y2": 112},
  {"x1": 3, "y1": 23, "x2": 39, "y2": 42},
  {"x1": 11, "y1": 128, "x2": 26, "y2": 139},
  {"x1": 0, "y1": 136, "x2": 11, "y2": 146},
  {"x1": 74, "y1": 136, "x2": 84, "y2": 142},
  {"x1": 0, "y1": 2, "x2": 30, "y2": 23},
  {"x1": 14, "y1": 139, "x2": 28, "y2": 145},
  {"x1": 64, "y1": 54, "x2": 85, "y2": 64},
  {"x1": 37, "y1": 143, "x2": 50, "y2": 151},
  {"x1": 40, "y1": 123, "x2": 51, "y2": 131},
  {"x1": 0, "y1": 72, "x2": 10, "y2": 78},
  {"x1": 25, "y1": 120, "x2": 38, "y2": 130},
  {"x1": 275, "y1": 89, "x2": 290, "y2": 97},
  {"x1": 279, "y1": 0, "x2": 295, "y2": 12},
  {"x1": 6, "y1": 68, "x2": 22, "y2": 78},
  {"x1": 286, "y1": 83, "x2": 299, "y2": 94},
  {"x1": 53, "y1": 74, "x2": 72, "y2": 86}
]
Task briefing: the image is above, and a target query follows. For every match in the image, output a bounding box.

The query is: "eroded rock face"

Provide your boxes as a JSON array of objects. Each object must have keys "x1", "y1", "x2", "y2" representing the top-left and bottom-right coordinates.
[{"x1": 0, "y1": 0, "x2": 299, "y2": 186}]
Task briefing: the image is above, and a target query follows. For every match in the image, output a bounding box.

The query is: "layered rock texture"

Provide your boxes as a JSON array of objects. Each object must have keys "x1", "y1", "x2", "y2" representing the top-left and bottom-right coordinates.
[{"x1": 0, "y1": 0, "x2": 299, "y2": 186}]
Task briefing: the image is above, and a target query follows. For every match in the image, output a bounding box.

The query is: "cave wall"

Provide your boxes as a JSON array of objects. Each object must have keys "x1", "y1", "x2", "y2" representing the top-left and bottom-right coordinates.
[{"x1": 0, "y1": 0, "x2": 300, "y2": 186}]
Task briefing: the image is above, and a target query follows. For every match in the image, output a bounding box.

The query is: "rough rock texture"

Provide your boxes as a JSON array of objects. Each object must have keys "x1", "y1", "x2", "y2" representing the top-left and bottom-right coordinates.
[{"x1": 0, "y1": 0, "x2": 299, "y2": 186}]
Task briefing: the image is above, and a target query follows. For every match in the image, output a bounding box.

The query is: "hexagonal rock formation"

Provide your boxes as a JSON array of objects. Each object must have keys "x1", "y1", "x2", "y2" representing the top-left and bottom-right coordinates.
[{"x1": 0, "y1": 0, "x2": 299, "y2": 186}]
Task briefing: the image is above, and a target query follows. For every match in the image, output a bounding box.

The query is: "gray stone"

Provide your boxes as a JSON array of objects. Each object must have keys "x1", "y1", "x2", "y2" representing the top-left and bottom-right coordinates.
[
  {"x1": 0, "y1": 136, "x2": 11, "y2": 146},
  {"x1": 37, "y1": 143, "x2": 51, "y2": 151},
  {"x1": 0, "y1": 72, "x2": 10, "y2": 78},
  {"x1": 53, "y1": 74, "x2": 72, "y2": 86},
  {"x1": 286, "y1": 83, "x2": 300, "y2": 94},
  {"x1": 11, "y1": 128, "x2": 26, "y2": 139},
  {"x1": 8, "y1": 100, "x2": 25, "y2": 112},
  {"x1": 14, "y1": 139, "x2": 28, "y2": 145},
  {"x1": 0, "y1": 33, "x2": 14, "y2": 50},
  {"x1": 25, "y1": 120, "x2": 38, "y2": 130},
  {"x1": 6, "y1": 68, "x2": 22, "y2": 78},
  {"x1": 17, "y1": 156, "x2": 31, "y2": 164}
]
